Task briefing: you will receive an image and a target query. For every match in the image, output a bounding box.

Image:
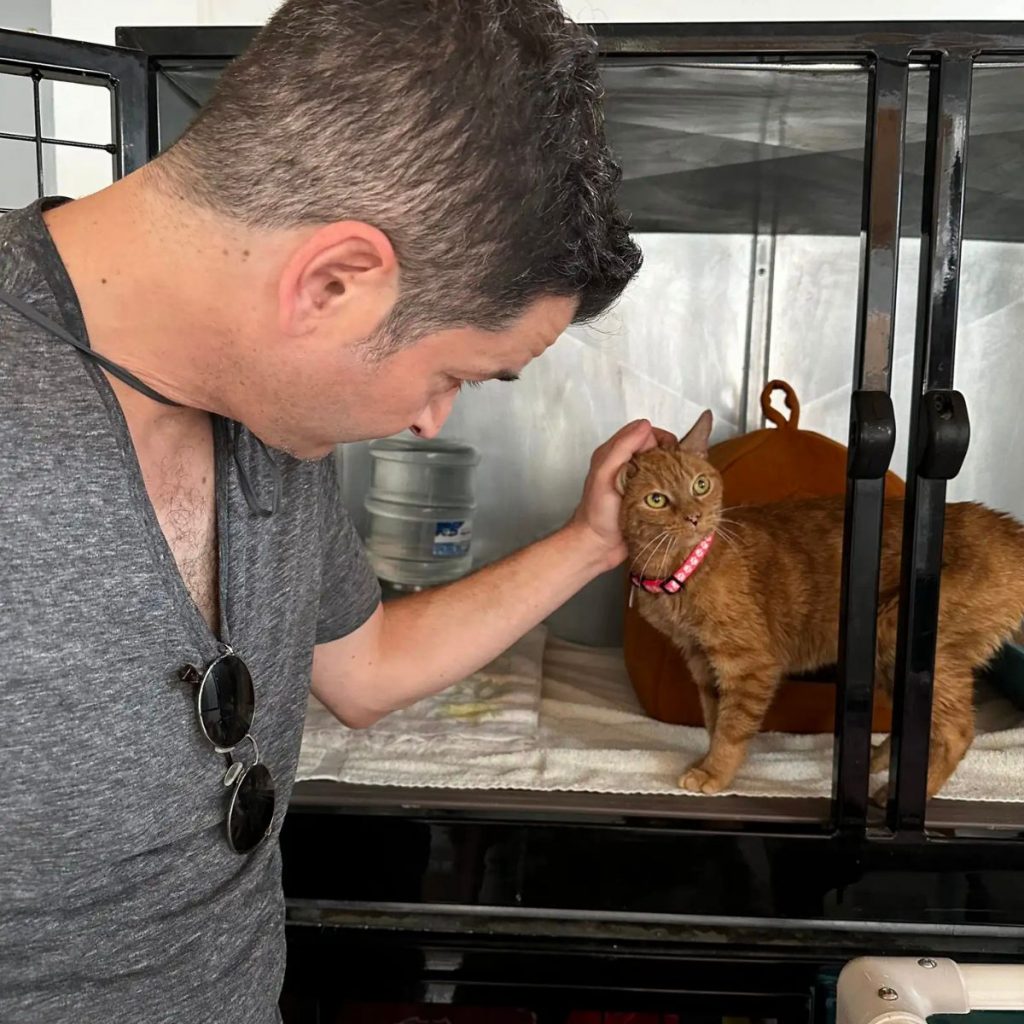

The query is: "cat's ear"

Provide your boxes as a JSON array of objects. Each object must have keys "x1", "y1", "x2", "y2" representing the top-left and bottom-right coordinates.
[
  {"x1": 615, "y1": 460, "x2": 639, "y2": 496},
  {"x1": 678, "y1": 409, "x2": 713, "y2": 458}
]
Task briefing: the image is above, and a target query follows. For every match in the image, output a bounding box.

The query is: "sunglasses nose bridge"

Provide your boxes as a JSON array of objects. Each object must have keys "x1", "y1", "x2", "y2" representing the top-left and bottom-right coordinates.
[
  {"x1": 221, "y1": 732, "x2": 262, "y2": 769},
  {"x1": 186, "y1": 650, "x2": 273, "y2": 854}
]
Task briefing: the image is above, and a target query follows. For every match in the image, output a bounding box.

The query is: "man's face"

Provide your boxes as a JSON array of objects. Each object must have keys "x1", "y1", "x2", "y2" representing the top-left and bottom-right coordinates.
[{"x1": 251, "y1": 292, "x2": 576, "y2": 460}]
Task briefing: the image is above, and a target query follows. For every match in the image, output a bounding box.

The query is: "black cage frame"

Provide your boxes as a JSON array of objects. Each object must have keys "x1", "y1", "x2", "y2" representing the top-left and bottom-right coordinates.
[{"x1": 109, "y1": 19, "x2": 1023, "y2": 837}]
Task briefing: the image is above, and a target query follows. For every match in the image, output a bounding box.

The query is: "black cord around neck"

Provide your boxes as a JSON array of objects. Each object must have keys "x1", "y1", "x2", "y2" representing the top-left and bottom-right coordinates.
[{"x1": 0, "y1": 289, "x2": 281, "y2": 517}]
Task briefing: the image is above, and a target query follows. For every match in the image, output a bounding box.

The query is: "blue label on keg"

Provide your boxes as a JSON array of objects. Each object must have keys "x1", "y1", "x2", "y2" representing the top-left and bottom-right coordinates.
[{"x1": 433, "y1": 520, "x2": 472, "y2": 558}]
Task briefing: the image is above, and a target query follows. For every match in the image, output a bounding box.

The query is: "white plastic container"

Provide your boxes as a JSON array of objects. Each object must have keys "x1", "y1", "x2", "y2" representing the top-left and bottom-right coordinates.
[
  {"x1": 367, "y1": 437, "x2": 479, "y2": 508},
  {"x1": 364, "y1": 438, "x2": 479, "y2": 587}
]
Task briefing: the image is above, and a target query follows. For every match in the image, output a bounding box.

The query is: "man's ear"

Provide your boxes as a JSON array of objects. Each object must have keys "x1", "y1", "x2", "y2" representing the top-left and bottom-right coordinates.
[
  {"x1": 678, "y1": 409, "x2": 713, "y2": 459},
  {"x1": 615, "y1": 460, "x2": 639, "y2": 496},
  {"x1": 278, "y1": 221, "x2": 397, "y2": 336}
]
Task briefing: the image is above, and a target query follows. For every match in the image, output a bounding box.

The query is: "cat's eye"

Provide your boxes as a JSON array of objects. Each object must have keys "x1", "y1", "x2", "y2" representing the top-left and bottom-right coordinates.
[
  {"x1": 644, "y1": 492, "x2": 669, "y2": 509},
  {"x1": 691, "y1": 475, "x2": 711, "y2": 497}
]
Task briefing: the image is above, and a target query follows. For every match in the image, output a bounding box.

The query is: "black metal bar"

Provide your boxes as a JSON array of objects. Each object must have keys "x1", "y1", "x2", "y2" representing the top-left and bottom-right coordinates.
[
  {"x1": 114, "y1": 21, "x2": 1024, "y2": 64},
  {"x1": 0, "y1": 29, "x2": 147, "y2": 83},
  {"x1": 31, "y1": 70, "x2": 44, "y2": 198},
  {"x1": 0, "y1": 129, "x2": 116, "y2": 153},
  {"x1": 593, "y1": 22, "x2": 1024, "y2": 57},
  {"x1": 832, "y1": 52, "x2": 908, "y2": 834},
  {"x1": 0, "y1": 29, "x2": 147, "y2": 178},
  {"x1": 116, "y1": 25, "x2": 259, "y2": 58},
  {"x1": 887, "y1": 54, "x2": 974, "y2": 834}
]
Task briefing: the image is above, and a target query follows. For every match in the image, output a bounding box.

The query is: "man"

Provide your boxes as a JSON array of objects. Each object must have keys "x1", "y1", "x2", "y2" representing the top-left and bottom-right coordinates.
[{"x1": 0, "y1": 1, "x2": 667, "y2": 1021}]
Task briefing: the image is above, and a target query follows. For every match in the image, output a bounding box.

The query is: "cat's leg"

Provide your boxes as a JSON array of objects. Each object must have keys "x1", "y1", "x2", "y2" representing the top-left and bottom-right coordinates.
[
  {"x1": 926, "y1": 653, "x2": 975, "y2": 799},
  {"x1": 678, "y1": 660, "x2": 780, "y2": 795},
  {"x1": 870, "y1": 736, "x2": 890, "y2": 775},
  {"x1": 686, "y1": 650, "x2": 719, "y2": 735}
]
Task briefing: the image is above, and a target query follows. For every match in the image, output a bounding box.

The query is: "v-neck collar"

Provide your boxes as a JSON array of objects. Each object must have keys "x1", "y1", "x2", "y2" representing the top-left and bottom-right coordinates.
[
  {"x1": 29, "y1": 198, "x2": 232, "y2": 654},
  {"x1": 92, "y1": 393, "x2": 234, "y2": 652}
]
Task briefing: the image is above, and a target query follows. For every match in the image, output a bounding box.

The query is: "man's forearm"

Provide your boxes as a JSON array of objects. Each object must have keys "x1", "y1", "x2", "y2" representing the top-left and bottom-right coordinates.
[
  {"x1": 363, "y1": 522, "x2": 617, "y2": 716},
  {"x1": 312, "y1": 420, "x2": 667, "y2": 727}
]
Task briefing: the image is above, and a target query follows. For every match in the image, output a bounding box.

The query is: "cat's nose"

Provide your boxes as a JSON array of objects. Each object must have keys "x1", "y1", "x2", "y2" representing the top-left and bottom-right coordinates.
[{"x1": 686, "y1": 513, "x2": 701, "y2": 526}]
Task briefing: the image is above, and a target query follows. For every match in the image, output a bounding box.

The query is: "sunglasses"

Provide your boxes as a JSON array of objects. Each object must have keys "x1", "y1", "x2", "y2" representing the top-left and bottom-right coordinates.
[{"x1": 179, "y1": 648, "x2": 276, "y2": 854}]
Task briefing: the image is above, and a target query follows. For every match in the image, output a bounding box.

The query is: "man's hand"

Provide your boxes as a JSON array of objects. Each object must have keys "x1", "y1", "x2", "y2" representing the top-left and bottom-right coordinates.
[
  {"x1": 312, "y1": 417, "x2": 676, "y2": 727},
  {"x1": 569, "y1": 419, "x2": 677, "y2": 569}
]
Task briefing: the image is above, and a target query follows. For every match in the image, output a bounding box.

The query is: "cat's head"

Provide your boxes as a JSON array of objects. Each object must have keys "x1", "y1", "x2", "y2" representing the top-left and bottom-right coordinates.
[{"x1": 617, "y1": 410, "x2": 723, "y2": 575}]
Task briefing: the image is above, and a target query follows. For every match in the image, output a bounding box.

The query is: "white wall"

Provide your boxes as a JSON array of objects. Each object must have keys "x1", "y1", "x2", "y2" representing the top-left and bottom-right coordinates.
[
  {"x1": 40, "y1": 0, "x2": 1024, "y2": 197},
  {"x1": 46, "y1": 0, "x2": 1024, "y2": 44},
  {"x1": 0, "y1": 0, "x2": 53, "y2": 210}
]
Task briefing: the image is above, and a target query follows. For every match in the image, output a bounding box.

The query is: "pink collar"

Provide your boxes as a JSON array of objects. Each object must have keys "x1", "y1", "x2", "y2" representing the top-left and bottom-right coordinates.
[{"x1": 629, "y1": 533, "x2": 715, "y2": 596}]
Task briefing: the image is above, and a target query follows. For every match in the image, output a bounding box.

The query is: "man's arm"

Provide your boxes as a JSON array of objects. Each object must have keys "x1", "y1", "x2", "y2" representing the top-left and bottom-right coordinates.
[{"x1": 310, "y1": 419, "x2": 670, "y2": 727}]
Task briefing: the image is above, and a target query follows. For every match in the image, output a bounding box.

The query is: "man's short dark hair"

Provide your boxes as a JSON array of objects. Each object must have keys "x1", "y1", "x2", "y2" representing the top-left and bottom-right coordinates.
[{"x1": 158, "y1": 0, "x2": 642, "y2": 351}]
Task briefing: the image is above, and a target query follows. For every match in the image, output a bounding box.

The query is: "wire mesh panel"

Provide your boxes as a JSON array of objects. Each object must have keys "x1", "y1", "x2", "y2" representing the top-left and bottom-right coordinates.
[{"x1": 0, "y1": 29, "x2": 147, "y2": 210}]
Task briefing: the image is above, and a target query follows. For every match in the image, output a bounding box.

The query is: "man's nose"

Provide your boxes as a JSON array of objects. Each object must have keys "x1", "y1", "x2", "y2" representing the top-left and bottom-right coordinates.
[{"x1": 410, "y1": 390, "x2": 458, "y2": 439}]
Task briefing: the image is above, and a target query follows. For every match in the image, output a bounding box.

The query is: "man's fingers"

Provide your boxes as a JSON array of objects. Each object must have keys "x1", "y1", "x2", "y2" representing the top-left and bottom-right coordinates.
[
  {"x1": 591, "y1": 421, "x2": 678, "y2": 485},
  {"x1": 593, "y1": 420, "x2": 654, "y2": 478}
]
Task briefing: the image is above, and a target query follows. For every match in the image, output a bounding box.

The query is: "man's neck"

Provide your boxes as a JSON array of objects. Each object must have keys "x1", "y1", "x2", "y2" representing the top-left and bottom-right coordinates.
[{"x1": 42, "y1": 172, "x2": 252, "y2": 444}]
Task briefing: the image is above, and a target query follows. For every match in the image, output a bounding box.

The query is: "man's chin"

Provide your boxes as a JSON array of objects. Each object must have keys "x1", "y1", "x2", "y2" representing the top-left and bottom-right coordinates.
[
  {"x1": 257, "y1": 434, "x2": 335, "y2": 462},
  {"x1": 293, "y1": 442, "x2": 337, "y2": 462}
]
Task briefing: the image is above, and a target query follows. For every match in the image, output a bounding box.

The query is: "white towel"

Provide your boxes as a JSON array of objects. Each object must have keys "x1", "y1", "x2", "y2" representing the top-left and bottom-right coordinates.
[
  {"x1": 299, "y1": 625, "x2": 547, "y2": 778},
  {"x1": 297, "y1": 632, "x2": 1024, "y2": 803}
]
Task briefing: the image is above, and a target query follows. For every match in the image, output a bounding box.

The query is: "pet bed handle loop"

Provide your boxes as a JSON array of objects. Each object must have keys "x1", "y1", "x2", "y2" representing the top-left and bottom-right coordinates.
[{"x1": 762, "y1": 379, "x2": 800, "y2": 429}]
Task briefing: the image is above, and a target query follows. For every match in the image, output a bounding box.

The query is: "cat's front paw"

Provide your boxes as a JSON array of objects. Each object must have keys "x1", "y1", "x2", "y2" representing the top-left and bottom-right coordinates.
[
  {"x1": 678, "y1": 765, "x2": 727, "y2": 795},
  {"x1": 870, "y1": 739, "x2": 891, "y2": 775}
]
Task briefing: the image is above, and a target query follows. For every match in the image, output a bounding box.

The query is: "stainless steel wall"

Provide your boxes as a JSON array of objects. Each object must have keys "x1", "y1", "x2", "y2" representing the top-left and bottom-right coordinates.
[
  {"x1": 340, "y1": 60, "x2": 1024, "y2": 646},
  {"x1": 340, "y1": 228, "x2": 1024, "y2": 646}
]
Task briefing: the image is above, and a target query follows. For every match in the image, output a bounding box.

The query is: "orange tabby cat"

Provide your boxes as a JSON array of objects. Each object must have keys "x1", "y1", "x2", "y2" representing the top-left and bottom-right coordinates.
[{"x1": 618, "y1": 410, "x2": 1024, "y2": 799}]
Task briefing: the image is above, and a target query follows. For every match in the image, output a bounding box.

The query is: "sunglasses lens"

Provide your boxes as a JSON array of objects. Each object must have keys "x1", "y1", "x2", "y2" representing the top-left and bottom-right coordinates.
[
  {"x1": 198, "y1": 654, "x2": 255, "y2": 748},
  {"x1": 227, "y1": 763, "x2": 276, "y2": 854}
]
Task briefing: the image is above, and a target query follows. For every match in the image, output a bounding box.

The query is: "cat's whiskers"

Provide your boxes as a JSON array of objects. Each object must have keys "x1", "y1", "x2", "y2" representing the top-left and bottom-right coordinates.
[
  {"x1": 638, "y1": 533, "x2": 672, "y2": 580},
  {"x1": 712, "y1": 517, "x2": 743, "y2": 533},
  {"x1": 652, "y1": 536, "x2": 679, "y2": 576},
  {"x1": 715, "y1": 516, "x2": 746, "y2": 530},
  {"x1": 630, "y1": 530, "x2": 670, "y2": 572},
  {"x1": 712, "y1": 520, "x2": 743, "y2": 544},
  {"x1": 712, "y1": 528, "x2": 740, "y2": 550}
]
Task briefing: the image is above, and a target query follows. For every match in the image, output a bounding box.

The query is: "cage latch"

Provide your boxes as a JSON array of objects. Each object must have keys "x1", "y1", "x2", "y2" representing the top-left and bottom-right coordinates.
[
  {"x1": 917, "y1": 389, "x2": 970, "y2": 480},
  {"x1": 847, "y1": 390, "x2": 897, "y2": 479}
]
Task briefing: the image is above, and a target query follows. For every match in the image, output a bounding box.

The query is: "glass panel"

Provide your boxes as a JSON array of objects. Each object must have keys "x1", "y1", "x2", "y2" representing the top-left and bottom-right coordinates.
[
  {"x1": 154, "y1": 62, "x2": 224, "y2": 152},
  {"x1": 603, "y1": 61, "x2": 869, "y2": 235},
  {"x1": 951, "y1": 65, "x2": 1024, "y2": 517}
]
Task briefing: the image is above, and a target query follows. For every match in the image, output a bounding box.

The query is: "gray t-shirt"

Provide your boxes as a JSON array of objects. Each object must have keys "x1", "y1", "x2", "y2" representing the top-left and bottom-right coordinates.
[{"x1": 0, "y1": 201, "x2": 381, "y2": 1023}]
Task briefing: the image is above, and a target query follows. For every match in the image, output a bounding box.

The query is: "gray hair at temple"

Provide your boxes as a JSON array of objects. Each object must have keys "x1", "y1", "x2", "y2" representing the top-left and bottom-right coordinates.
[{"x1": 155, "y1": 0, "x2": 643, "y2": 354}]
